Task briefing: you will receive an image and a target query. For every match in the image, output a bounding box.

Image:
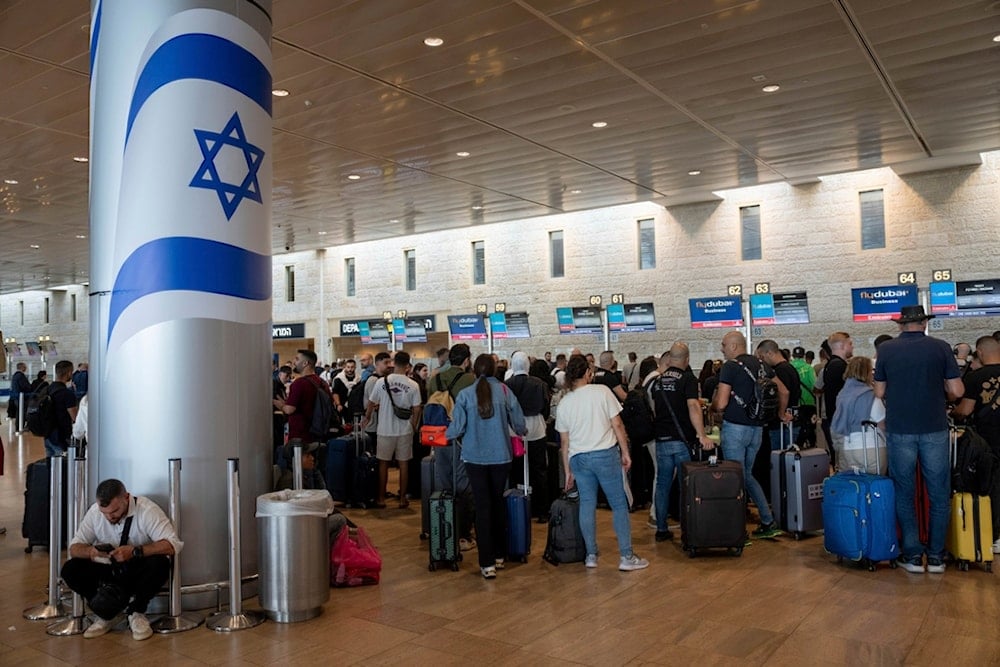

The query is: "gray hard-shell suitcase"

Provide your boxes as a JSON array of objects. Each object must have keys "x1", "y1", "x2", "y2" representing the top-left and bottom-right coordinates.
[{"x1": 770, "y1": 421, "x2": 828, "y2": 538}]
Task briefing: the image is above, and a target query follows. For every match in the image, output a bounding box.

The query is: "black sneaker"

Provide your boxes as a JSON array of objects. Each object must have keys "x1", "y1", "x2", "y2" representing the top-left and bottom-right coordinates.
[
  {"x1": 654, "y1": 530, "x2": 673, "y2": 542},
  {"x1": 752, "y1": 522, "x2": 782, "y2": 539}
]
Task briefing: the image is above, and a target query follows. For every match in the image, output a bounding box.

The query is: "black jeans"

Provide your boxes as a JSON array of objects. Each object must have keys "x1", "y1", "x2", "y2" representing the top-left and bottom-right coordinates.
[
  {"x1": 466, "y1": 462, "x2": 511, "y2": 568},
  {"x1": 61, "y1": 555, "x2": 171, "y2": 619}
]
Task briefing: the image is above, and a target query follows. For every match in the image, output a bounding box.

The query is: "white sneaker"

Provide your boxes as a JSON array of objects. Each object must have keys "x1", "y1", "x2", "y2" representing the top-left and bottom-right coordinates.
[
  {"x1": 993, "y1": 538, "x2": 1000, "y2": 555},
  {"x1": 619, "y1": 553, "x2": 650, "y2": 572},
  {"x1": 584, "y1": 554, "x2": 599, "y2": 568},
  {"x1": 128, "y1": 612, "x2": 153, "y2": 641},
  {"x1": 83, "y1": 616, "x2": 114, "y2": 639}
]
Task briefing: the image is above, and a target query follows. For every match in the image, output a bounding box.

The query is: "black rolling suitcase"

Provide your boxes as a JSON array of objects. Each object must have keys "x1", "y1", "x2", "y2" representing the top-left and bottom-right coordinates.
[
  {"x1": 23, "y1": 457, "x2": 68, "y2": 553},
  {"x1": 680, "y1": 452, "x2": 746, "y2": 557},
  {"x1": 350, "y1": 421, "x2": 379, "y2": 508},
  {"x1": 428, "y1": 438, "x2": 461, "y2": 572}
]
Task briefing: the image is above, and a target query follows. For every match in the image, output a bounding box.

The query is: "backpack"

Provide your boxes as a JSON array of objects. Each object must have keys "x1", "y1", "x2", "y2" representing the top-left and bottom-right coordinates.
[
  {"x1": 733, "y1": 360, "x2": 779, "y2": 423},
  {"x1": 307, "y1": 375, "x2": 336, "y2": 441},
  {"x1": 952, "y1": 426, "x2": 996, "y2": 496},
  {"x1": 346, "y1": 377, "x2": 370, "y2": 420},
  {"x1": 420, "y1": 372, "x2": 465, "y2": 446},
  {"x1": 620, "y1": 379, "x2": 656, "y2": 445},
  {"x1": 27, "y1": 385, "x2": 60, "y2": 437}
]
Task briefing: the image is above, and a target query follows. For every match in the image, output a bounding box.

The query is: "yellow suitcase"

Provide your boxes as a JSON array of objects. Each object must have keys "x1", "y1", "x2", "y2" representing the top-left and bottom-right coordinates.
[{"x1": 946, "y1": 492, "x2": 993, "y2": 572}]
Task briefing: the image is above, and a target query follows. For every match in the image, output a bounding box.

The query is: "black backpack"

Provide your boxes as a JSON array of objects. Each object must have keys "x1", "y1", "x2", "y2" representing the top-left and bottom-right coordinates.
[
  {"x1": 307, "y1": 376, "x2": 337, "y2": 440},
  {"x1": 734, "y1": 361, "x2": 779, "y2": 423},
  {"x1": 620, "y1": 379, "x2": 656, "y2": 445},
  {"x1": 27, "y1": 385, "x2": 61, "y2": 437},
  {"x1": 952, "y1": 426, "x2": 996, "y2": 496},
  {"x1": 346, "y1": 376, "x2": 370, "y2": 420}
]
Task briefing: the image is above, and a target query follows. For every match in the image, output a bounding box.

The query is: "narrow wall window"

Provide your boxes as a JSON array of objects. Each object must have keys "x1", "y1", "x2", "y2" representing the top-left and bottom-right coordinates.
[
  {"x1": 860, "y1": 189, "x2": 886, "y2": 250},
  {"x1": 345, "y1": 257, "x2": 356, "y2": 297},
  {"x1": 71, "y1": 294, "x2": 77, "y2": 322},
  {"x1": 472, "y1": 241, "x2": 485, "y2": 285},
  {"x1": 404, "y1": 249, "x2": 416, "y2": 291},
  {"x1": 19, "y1": 300, "x2": 24, "y2": 326},
  {"x1": 549, "y1": 230, "x2": 564, "y2": 278},
  {"x1": 44, "y1": 297, "x2": 50, "y2": 324},
  {"x1": 740, "y1": 205, "x2": 761, "y2": 261},
  {"x1": 638, "y1": 219, "x2": 656, "y2": 270},
  {"x1": 285, "y1": 266, "x2": 295, "y2": 302}
]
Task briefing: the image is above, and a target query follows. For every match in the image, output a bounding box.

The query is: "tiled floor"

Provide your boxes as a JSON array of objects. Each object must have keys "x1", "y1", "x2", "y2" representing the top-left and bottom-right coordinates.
[{"x1": 2, "y1": 422, "x2": 999, "y2": 666}]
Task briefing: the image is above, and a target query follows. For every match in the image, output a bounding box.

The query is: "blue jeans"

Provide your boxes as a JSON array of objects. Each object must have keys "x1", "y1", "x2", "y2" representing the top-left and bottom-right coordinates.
[
  {"x1": 887, "y1": 430, "x2": 950, "y2": 560},
  {"x1": 721, "y1": 421, "x2": 772, "y2": 526},
  {"x1": 769, "y1": 424, "x2": 799, "y2": 451},
  {"x1": 570, "y1": 446, "x2": 633, "y2": 558},
  {"x1": 44, "y1": 437, "x2": 65, "y2": 458},
  {"x1": 654, "y1": 440, "x2": 690, "y2": 532}
]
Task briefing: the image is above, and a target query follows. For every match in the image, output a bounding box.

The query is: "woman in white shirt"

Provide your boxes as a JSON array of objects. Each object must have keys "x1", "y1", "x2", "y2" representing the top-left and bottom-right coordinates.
[{"x1": 556, "y1": 355, "x2": 648, "y2": 572}]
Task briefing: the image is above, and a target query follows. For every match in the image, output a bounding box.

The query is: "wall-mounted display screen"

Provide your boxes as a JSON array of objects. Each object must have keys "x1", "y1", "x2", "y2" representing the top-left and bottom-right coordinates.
[
  {"x1": 851, "y1": 285, "x2": 918, "y2": 322},
  {"x1": 930, "y1": 279, "x2": 1000, "y2": 317},
  {"x1": 489, "y1": 312, "x2": 531, "y2": 339},
  {"x1": 688, "y1": 297, "x2": 743, "y2": 329},
  {"x1": 392, "y1": 318, "x2": 427, "y2": 343},
  {"x1": 750, "y1": 292, "x2": 810, "y2": 325},
  {"x1": 358, "y1": 320, "x2": 390, "y2": 344},
  {"x1": 447, "y1": 314, "x2": 487, "y2": 340},
  {"x1": 607, "y1": 303, "x2": 657, "y2": 333},
  {"x1": 556, "y1": 306, "x2": 603, "y2": 335}
]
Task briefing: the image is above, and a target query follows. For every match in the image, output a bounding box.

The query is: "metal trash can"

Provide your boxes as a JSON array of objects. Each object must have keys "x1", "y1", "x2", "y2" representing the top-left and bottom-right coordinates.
[{"x1": 256, "y1": 489, "x2": 334, "y2": 622}]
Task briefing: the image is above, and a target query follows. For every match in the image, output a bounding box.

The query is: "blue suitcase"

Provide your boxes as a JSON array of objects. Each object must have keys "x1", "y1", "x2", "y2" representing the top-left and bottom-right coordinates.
[
  {"x1": 325, "y1": 436, "x2": 353, "y2": 503},
  {"x1": 822, "y1": 422, "x2": 898, "y2": 570},
  {"x1": 505, "y1": 446, "x2": 532, "y2": 562}
]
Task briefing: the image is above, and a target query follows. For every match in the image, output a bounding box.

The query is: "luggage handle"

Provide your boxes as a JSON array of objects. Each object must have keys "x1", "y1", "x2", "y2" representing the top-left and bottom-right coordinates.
[
  {"x1": 860, "y1": 420, "x2": 882, "y2": 473},
  {"x1": 781, "y1": 419, "x2": 799, "y2": 452},
  {"x1": 517, "y1": 437, "x2": 531, "y2": 494}
]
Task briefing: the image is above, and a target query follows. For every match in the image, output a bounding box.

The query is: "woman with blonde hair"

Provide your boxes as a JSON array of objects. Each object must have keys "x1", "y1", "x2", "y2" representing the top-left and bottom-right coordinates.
[{"x1": 830, "y1": 356, "x2": 887, "y2": 474}]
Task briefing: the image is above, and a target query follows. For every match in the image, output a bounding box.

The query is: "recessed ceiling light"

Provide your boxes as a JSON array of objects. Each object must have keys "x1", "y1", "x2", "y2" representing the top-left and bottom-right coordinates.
[
  {"x1": 347, "y1": 174, "x2": 361, "y2": 180},
  {"x1": 591, "y1": 121, "x2": 608, "y2": 128},
  {"x1": 272, "y1": 89, "x2": 290, "y2": 97},
  {"x1": 424, "y1": 37, "x2": 444, "y2": 47},
  {"x1": 455, "y1": 151, "x2": 470, "y2": 157},
  {"x1": 994, "y1": 34, "x2": 1000, "y2": 42},
  {"x1": 30, "y1": 244, "x2": 40, "y2": 249},
  {"x1": 761, "y1": 84, "x2": 781, "y2": 93},
  {"x1": 4, "y1": 179, "x2": 17, "y2": 185},
  {"x1": 389, "y1": 218, "x2": 399, "y2": 223},
  {"x1": 75, "y1": 234, "x2": 87, "y2": 239},
  {"x1": 317, "y1": 230, "x2": 327, "y2": 235},
  {"x1": 73, "y1": 156, "x2": 89, "y2": 162},
  {"x1": 570, "y1": 189, "x2": 582, "y2": 194},
  {"x1": 471, "y1": 205, "x2": 484, "y2": 210},
  {"x1": 688, "y1": 170, "x2": 702, "y2": 176}
]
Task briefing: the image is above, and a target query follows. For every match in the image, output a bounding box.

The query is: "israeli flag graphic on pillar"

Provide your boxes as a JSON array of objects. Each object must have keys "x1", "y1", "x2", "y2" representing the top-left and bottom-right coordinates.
[{"x1": 106, "y1": 8, "x2": 272, "y2": 359}]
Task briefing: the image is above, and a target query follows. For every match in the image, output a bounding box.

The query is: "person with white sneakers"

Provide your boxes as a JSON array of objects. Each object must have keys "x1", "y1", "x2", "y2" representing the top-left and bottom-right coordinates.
[{"x1": 61, "y1": 479, "x2": 182, "y2": 641}]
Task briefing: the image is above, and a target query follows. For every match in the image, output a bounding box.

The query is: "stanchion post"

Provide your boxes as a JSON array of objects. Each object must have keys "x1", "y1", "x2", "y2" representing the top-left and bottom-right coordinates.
[
  {"x1": 24, "y1": 456, "x2": 67, "y2": 620},
  {"x1": 292, "y1": 444, "x2": 303, "y2": 490},
  {"x1": 152, "y1": 458, "x2": 203, "y2": 633},
  {"x1": 18, "y1": 396, "x2": 26, "y2": 434},
  {"x1": 47, "y1": 449, "x2": 90, "y2": 636},
  {"x1": 205, "y1": 458, "x2": 264, "y2": 632}
]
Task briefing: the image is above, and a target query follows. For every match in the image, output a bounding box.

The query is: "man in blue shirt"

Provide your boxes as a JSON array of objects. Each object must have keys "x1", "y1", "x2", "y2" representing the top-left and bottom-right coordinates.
[{"x1": 874, "y1": 305, "x2": 963, "y2": 574}]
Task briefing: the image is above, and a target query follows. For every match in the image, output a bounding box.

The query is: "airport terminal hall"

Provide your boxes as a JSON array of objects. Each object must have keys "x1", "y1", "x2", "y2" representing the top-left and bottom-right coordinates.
[{"x1": 3, "y1": 0, "x2": 1000, "y2": 664}]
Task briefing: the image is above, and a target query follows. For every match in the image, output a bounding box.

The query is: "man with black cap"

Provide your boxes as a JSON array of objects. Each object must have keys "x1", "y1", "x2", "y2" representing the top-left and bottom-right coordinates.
[{"x1": 874, "y1": 305, "x2": 964, "y2": 574}]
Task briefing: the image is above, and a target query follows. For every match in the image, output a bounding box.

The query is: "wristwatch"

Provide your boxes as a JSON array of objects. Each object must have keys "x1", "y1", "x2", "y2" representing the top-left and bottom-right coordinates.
[{"x1": 132, "y1": 545, "x2": 144, "y2": 559}]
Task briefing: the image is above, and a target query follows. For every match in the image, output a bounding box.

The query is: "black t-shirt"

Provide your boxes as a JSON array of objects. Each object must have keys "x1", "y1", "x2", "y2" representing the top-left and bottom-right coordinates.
[
  {"x1": 963, "y1": 364, "x2": 1000, "y2": 449},
  {"x1": 649, "y1": 367, "x2": 699, "y2": 441},
  {"x1": 46, "y1": 381, "x2": 77, "y2": 446},
  {"x1": 592, "y1": 368, "x2": 624, "y2": 396},
  {"x1": 719, "y1": 354, "x2": 765, "y2": 426},
  {"x1": 768, "y1": 361, "x2": 801, "y2": 428},
  {"x1": 822, "y1": 356, "x2": 848, "y2": 418}
]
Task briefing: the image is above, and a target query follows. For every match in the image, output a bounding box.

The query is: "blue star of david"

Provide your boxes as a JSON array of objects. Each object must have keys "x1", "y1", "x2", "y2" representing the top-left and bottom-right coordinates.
[{"x1": 190, "y1": 111, "x2": 265, "y2": 220}]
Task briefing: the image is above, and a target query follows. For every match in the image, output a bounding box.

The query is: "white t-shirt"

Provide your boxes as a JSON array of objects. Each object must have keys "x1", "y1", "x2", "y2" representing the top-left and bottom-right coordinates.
[
  {"x1": 369, "y1": 373, "x2": 421, "y2": 437},
  {"x1": 554, "y1": 384, "x2": 622, "y2": 457}
]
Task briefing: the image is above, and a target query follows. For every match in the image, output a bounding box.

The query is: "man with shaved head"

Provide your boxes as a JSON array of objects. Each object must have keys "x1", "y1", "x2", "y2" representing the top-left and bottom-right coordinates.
[
  {"x1": 593, "y1": 350, "x2": 627, "y2": 402},
  {"x1": 953, "y1": 335, "x2": 1000, "y2": 555}
]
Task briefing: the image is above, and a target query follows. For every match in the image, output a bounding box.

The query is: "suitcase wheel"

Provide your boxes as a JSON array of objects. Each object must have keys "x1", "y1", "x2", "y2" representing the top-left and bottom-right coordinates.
[
  {"x1": 888, "y1": 559, "x2": 897, "y2": 569},
  {"x1": 419, "y1": 532, "x2": 428, "y2": 540},
  {"x1": 25, "y1": 546, "x2": 33, "y2": 554},
  {"x1": 792, "y1": 532, "x2": 802, "y2": 541},
  {"x1": 836, "y1": 556, "x2": 844, "y2": 564},
  {"x1": 687, "y1": 548, "x2": 697, "y2": 559},
  {"x1": 866, "y1": 560, "x2": 876, "y2": 572},
  {"x1": 986, "y1": 562, "x2": 993, "y2": 574},
  {"x1": 519, "y1": 556, "x2": 528, "y2": 563},
  {"x1": 729, "y1": 547, "x2": 743, "y2": 557},
  {"x1": 450, "y1": 562, "x2": 460, "y2": 572},
  {"x1": 959, "y1": 561, "x2": 970, "y2": 572},
  {"x1": 429, "y1": 562, "x2": 437, "y2": 572}
]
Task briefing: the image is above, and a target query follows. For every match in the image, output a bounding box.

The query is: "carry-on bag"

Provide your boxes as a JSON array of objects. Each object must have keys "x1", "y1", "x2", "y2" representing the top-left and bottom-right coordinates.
[
  {"x1": 350, "y1": 417, "x2": 378, "y2": 509},
  {"x1": 680, "y1": 450, "x2": 746, "y2": 557},
  {"x1": 325, "y1": 436, "x2": 353, "y2": 503},
  {"x1": 770, "y1": 421, "x2": 828, "y2": 538},
  {"x1": 504, "y1": 443, "x2": 532, "y2": 562},
  {"x1": 22, "y1": 457, "x2": 68, "y2": 553},
  {"x1": 428, "y1": 436, "x2": 462, "y2": 571},
  {"x1": 542, "y1": 488, "x2": 586, "y2": 565},
  {"x1": 823, "y1": 421, "x2": 898, "y2": 570},
  {"x1": 947, "y1": 426, "x2": 994, "y2": 572}
]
